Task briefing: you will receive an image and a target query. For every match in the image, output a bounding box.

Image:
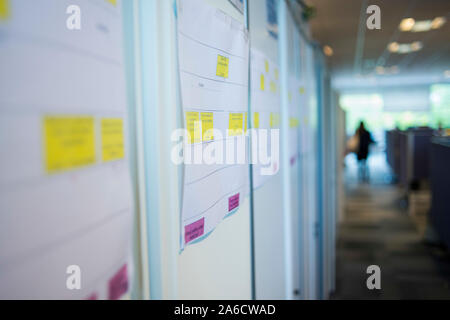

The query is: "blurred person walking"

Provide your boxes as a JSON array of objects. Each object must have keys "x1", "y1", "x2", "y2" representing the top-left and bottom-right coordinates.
[{"x1": 355, "y1": 121, "x2": 375, "y2": 182}]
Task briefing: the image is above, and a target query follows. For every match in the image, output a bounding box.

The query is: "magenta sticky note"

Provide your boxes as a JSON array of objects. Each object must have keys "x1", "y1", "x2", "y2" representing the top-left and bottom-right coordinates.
[
  {"x1": 228, "y1": 193, "x2": 240, "y2": 211},
  {"x1": 108, "y1": 264, "x2": 129, "y2": 300},
  {"x1": 290, "y1": 156, "x2": 296, "y2": 166},
  {"x1": 86, "y1": 293, "x2": 98, "y2": 300},
  {"x1": 185, "y1": 217, "x2": 205, "y2": 244}
]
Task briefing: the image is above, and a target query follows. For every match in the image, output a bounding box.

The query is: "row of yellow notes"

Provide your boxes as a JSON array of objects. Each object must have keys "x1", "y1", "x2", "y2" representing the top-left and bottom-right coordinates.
[
  {"x1": 186, "y1": 112, "x2": 263, "y2": 143},
  {"x1": 185, "y1": 112, "x2": 215, "y2": 144},
  {"x1": 44, "y1": 117, "x2": 125, "y2": 173}
]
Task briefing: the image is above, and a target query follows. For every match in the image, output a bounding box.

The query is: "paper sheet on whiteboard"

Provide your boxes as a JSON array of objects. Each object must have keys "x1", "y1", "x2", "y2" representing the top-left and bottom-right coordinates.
[
  {"x1": 177, "y1": 0, "x2": 250, "y2": 249},
  {"x1": 0, "y1": 0, "x2": 133, "y2": 299},
  {"x1": 250, "y1": 48, "x2": 280, "y2": 189},
  {"x1": 289, "y1": 76, "x2": 301, "y2": 166}
]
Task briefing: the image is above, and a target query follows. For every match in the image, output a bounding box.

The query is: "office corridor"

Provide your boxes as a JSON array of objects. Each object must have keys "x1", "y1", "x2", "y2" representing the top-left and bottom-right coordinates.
[
  {"x1": 332, "y1": 176, "x2": 450, "y2": 299},
  {"x1": 1, "y1": 0, "x2": 449, "y2": 302}
]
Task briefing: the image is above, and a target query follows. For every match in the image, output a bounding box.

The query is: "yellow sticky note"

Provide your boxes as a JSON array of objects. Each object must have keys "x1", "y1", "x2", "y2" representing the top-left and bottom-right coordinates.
[
  {"x1": 299, "y1": 87, "x2": 305, "y2": 95},
  {"x1": 265, "y1": 60, "x2": 269, "y2": 73},
  {"x1": 245, "y1": 112, "x2": 248, "y2": 132},
  {"x1": 270, "y1": 113, "x2": 280, "y2": 128},
  {"x1": 186, "y1": 112, "x2": 201, "y2": 144},
  {"x1": 290, "y1": 117, "x2": 299, "y2": 128},
  {"x1": 216, "y1": 55, "x2": 229, "y2": 78},
  {"x1": 106, "y1": 0, "x2": 117, "y2": 6},
  {"x1": 0, "y1": 0, "x2": 10, "y2": 20},
  {"x1": 270, "y1": 81, "x2": 277, "y2": 93},
  {"x1": 44, "y1": 116, "x2": 95, "y2": 173},
  {"x1": 201, "y1": 112, "x2": 214, "y2": 141},
  {"x1": 260, "y1": 74, "x2": 265, "y2": 91},
  {"x1": 274, "y1": 69, "x2": 279, "y2": 80},
  {"x1": 101, "y1": 118, "x2": 124, "y2": 162},
  {"x1": 229, "y1": 113, "x2": 244, "y2": 136},
  {"x1": 253, "y1": 112, "x2": 260, "y2": 129}
]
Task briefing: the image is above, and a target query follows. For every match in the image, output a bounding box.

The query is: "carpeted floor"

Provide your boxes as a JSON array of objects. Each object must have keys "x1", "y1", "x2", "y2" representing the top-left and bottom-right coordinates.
[{"x1": 331, "y1": 154, "x2": 450, "y2": 299}]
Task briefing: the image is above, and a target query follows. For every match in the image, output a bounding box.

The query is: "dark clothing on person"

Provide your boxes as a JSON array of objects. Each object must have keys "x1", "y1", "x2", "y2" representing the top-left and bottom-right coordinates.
[
  {"x1": 353, "y1": 123, "x2": 374, "y2": 183},
  {"x1": 356, "y1": 129, "x2": 374, "y2": 161}
]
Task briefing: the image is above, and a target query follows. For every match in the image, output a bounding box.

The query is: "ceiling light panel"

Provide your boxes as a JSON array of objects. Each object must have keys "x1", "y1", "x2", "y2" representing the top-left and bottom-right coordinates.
[
  {"x1": 399, "y1": 17, "x2": 446, "y2": 32},
  {"x1": 399, "y1": 18, "x2": 415, "y2": 31},
  {"x1": 431, "y1": 17, "x2": 446, "y2": 29},
  {"x1": 387, "y1": 41, "x2": 423, "y2": 54}
]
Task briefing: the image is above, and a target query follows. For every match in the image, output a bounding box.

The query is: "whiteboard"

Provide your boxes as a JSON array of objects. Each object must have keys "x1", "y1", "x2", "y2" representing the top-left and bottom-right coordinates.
[
  {"x1": 248, "y1": 0, "x2": 287, "y2": 300},
  {"x1": 146, "y1": 0, "x2": 290, "y2": 300},
  {"x1": 0, "y1": 0, "x2": 134, "y2": 299}
]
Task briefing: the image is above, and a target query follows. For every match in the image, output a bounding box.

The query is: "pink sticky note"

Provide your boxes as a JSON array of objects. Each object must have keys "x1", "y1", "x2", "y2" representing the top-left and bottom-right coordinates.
[
  {"x1": 108, "y1": 264, "x2": 129, "y2": 300},
  {"x1": 86, "y1": 293, "x2": 98, "y2": 300},
  {"x1": 228, "y1": 193, "x2": 240, "y2": 212},
  {"x1": 185, "y1": 218, "x2": 205, "y2": 244},
  {"x1": 290, "y1": 156, "x2": 296, "y2": 166}
]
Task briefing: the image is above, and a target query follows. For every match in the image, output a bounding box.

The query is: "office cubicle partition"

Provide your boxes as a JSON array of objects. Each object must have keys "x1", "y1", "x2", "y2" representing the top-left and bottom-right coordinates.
[{"x1": 430, "y1": 138, "x2": 450, "y2": 248}]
